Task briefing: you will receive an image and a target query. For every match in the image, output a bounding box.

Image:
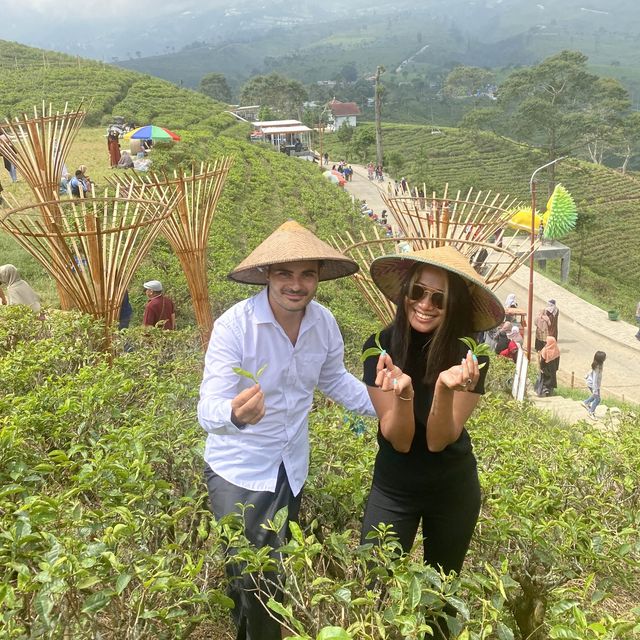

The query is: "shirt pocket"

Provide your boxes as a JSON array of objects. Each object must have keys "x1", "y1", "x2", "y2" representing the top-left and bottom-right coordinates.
[{"x1": 294, "y1": 352, "x2": 326, "y2": 392}]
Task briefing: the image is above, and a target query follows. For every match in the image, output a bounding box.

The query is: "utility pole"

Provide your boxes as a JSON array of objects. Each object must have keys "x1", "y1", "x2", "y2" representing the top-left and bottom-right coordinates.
[
  {"x1": 374, "y1": 65, "x2": 385, "y2": 169},
  {"x1": 526, "y1": 157, "x2": 565, "y2": 361}
]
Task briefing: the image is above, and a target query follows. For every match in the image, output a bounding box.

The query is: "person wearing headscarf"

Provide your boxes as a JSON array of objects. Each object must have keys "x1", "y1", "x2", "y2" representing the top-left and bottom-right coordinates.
[
  {"x1": 107, "y1": 130, "x2": 121, "y2": 168},
  {"x1": 142, "y1": 280, "x2": 175, "y2": 330},
  {"x1": 198, "y1": 220, "x2": 375, "y2": 640},
  {"x1": 535, "y1": 307, "x2": 551, "y2": 351},
  {"x1": 0, "y1": 264, "x2": 41, "y2": 313},
  {"x1": 535, "y1": 336, "x2": 560, "y2": 396},
  {"x1": 360, "y1": 245, "x2": 504, "y2": 639},
  {"x1": 545, "y1": 298, "x2": 559, "y2": 339},
  {"x1": 117, "y1": 150, "x2": 134, "y2": 169},
  {"x1": 504, "y1": 293, "x2": 518, "y2": 322},
  {"x1": 499, "y1": 326, "x2": 521, "y2": 363},
  {"x1": 494, "y1": 320, "x2": 512, "y2": 355}
]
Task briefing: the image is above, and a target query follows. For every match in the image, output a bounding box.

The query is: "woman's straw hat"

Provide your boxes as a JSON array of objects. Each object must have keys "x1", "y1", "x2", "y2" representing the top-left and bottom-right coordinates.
[
  {"x1": 370, "y1": 245, "x2": 504, "y2": 331},
  {"x1": 228, "y1": 220, "x2": 359, "y2": 284}
]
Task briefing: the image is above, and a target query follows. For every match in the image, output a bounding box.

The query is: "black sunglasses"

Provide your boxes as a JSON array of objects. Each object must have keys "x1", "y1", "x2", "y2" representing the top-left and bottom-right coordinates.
[{"x1": 407, "y1": 283, "x2": 445, "y2": 309}]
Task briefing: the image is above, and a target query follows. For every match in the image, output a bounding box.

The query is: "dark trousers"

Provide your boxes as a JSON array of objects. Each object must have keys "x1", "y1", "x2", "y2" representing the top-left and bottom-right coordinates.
[
  {"x1": 204, "y1": 463, "x2": 302, "y2": 640},
  {"x1": 361, "y1": 470, "x2": 481, "y2": 638}
]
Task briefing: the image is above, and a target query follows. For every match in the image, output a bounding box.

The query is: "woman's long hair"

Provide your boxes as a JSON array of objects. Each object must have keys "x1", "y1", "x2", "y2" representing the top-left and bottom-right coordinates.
[
  {"x1": 591, "y1": 351, "x2": 606, "y2": 370},
  {"x1": 390, "y1": 264, "x2": 474, "y2": 384}
]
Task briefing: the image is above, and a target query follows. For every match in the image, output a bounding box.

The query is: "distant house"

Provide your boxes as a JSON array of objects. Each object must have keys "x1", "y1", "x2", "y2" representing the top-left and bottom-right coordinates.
[
  {"x1": 327, "y1": 99, "x2": 361, "y2": 130},
  {"x1": 227, "y1": 105, "x2": 261, "y2": 122},
  {"x1": 250, "y1": 119, "x2": 313, "y2": 158}
]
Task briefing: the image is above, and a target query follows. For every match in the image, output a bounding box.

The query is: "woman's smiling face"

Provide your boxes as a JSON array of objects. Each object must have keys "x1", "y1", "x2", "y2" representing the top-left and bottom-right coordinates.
[{"x1": 404, "y1": 265, "x2": 447, "y2": 333}]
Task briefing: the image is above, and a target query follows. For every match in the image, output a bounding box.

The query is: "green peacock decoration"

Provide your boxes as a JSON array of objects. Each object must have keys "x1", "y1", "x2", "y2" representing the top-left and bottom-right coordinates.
[{"x1": 544, "y1": 183, "x2": 577, "y2": 239}]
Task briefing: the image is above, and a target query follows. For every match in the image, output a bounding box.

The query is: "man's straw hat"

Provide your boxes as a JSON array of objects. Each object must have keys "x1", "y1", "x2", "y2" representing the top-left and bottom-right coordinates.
[
  {"x1": 370, "y1": 245, "x2": 504, "y2": 331},
  {"x1": 228, "y1": 220, "x2": 359, "y2": 284}
]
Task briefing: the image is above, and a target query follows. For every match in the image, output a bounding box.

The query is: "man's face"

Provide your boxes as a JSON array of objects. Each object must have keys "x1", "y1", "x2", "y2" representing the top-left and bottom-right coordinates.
[
  {"x1": 144, "y1": 288, "x2": 155, "y2": 299},
  {"x1": 266, "y1": 260, "x2": 320, "y2": 316}
]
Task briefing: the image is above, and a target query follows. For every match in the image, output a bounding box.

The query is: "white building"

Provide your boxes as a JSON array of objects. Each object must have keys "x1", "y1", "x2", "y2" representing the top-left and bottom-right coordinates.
[{"x1": 327, "y1": 99, "x2": 361, "y2": 130}]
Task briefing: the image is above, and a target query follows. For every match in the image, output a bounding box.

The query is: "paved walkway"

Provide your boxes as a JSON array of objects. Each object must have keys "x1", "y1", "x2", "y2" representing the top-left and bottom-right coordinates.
[{"x1": 332, "y1": 159, "x2": 640, "y2": 408}]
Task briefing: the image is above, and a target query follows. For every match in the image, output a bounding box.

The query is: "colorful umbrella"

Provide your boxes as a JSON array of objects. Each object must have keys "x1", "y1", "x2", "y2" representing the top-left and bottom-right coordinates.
[
  {"x1": 124, "y1": 125, "x2": 181, "y2": 142},
  {"x1": 323, "y1": 170, "x2": 345, "y2": 186}
]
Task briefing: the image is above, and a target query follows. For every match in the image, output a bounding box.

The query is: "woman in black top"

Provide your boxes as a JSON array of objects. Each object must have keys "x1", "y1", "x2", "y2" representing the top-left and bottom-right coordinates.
[{"x1": 361, "y1": 246, "x2": 504, "y2": 637}]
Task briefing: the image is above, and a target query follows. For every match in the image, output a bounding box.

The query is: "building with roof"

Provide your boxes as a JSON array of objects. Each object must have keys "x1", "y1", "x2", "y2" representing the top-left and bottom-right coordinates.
[
  {"x1": 249, "y1": 119, "x2": 314, "y2": 159},
  {"x1": 327, "y1": 99, "x2": 361, "y2": 130}
]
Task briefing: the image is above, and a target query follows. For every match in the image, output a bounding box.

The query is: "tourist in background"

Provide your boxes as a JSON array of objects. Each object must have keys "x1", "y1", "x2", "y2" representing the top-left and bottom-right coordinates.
[
  {"x1": 107, "y1": 130, "x2": 121, "y2": 168},
  {"x1": 0, "y1": 264, "x2": 41, "y2": 313},
  {"x1": 583, "y1": 351, "x2": 606, "y2": 419},
  {"x1": 535, "y1": 336, "x2": 560, "y2": 397},
  {"x1": 546, "y1": 298, "x2": 559, "y2": 339},
  {"x1": 142, "y1": 280, "x2": 175, "y2": 330},
  {"x1": 635, "y1": 300, "x2": 640, "y2": 341}
]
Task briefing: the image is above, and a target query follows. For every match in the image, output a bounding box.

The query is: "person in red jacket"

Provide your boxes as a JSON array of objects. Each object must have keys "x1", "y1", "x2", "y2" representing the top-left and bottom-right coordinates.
[{"x1": 142, "y1": 280, "x2": 175, "y2": 329}]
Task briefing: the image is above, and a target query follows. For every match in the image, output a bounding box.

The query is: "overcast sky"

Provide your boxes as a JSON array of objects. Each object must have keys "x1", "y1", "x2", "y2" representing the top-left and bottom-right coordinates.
[{"x1": 0, "y1": 0, "x2": 200, "y2": 18}]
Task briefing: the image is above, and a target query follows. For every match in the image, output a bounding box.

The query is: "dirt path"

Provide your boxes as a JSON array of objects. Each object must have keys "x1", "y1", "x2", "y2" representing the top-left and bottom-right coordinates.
[{"x1": 335, "y1": 160, "x2": 640, "y2": 405}]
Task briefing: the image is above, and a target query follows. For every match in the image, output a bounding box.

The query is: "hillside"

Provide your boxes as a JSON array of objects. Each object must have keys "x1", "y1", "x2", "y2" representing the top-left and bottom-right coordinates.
[
  {"x1": 324, "y1": 124, "x2": 640, "y2": 320},
  {"x1": 115, "y1": 0, "x2": 640, "y2": 100},
  {"x1": 0, "y1": 40, "x2": 234, "y2": 131}
]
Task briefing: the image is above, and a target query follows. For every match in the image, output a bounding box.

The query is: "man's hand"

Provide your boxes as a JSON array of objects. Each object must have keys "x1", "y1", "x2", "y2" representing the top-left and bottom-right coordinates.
[{"x1": 230, "y1": 384, "x2": 265, "y2": 428}]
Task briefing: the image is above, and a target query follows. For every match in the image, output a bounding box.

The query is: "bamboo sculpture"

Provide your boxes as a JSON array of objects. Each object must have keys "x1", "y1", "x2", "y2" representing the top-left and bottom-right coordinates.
[
  {"x1": 0, "y1": 101, "x2": 86, "y2": 202},
  {"x1": 333, "y1": 183, "x2": 543, "y2": 325},
  {"x1": 0, "y1": 183, "x2": 180, "y2": 351},
  {"x1": 106, "y1": 159, "x2": 233, "y2": 345},
  {"x1": 0, "y1": 102, "x2": 87, "y2": 308}
]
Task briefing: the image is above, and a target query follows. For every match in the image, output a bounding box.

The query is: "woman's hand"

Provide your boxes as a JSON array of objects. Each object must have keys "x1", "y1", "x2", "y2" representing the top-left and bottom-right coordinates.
[
  {"x1": 437, "y1": 350, "x2": 479, "y2": 392},
  {"x1": 375, "y1": 352, "x2": 414, "y2": 400}
]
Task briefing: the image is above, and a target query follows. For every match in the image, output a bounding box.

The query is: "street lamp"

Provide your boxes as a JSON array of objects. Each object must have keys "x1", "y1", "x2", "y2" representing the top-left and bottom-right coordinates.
[
  {"x1": 318, "y1": 104, "x2": 330, "y2": 165},
  {"x1": 526, "y1": 156, "x2": 566, "y2": 360}
]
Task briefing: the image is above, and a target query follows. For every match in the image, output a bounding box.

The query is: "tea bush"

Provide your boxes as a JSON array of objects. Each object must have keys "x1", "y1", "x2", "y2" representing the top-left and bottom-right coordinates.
[{"x1": 3, "y1": 308, "x2": 638, "y2": 638}]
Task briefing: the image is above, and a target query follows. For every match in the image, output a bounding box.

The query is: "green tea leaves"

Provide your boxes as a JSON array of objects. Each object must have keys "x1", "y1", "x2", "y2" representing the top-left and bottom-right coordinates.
[
  {"x1": 459, "y1": 336, "x2": 492, "y2": 369},
  {"x1": 360, "y1": 331, "x2": 384, "y2": 363},
  {"x1": 232, "y1": 364, "x2": 268, "y2": 384}
]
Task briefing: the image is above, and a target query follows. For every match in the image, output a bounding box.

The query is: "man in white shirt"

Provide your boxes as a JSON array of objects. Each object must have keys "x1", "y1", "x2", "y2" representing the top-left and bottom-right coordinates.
[{"x1": 198, "y1": 220, "x2": 375, "y2": 640}]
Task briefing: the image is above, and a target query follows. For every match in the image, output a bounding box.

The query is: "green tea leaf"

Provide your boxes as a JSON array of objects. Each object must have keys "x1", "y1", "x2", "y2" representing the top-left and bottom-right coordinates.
[
  {"x1": 115, "y1": 573, "x2": 132, "y2": 595},
  {"x1": 374, "y1": 331, "x2": 382, "y2": 351},
  {"x1": 360, "y1": 347, "x2": 383, "y2": 363},
  {"x1": 459, "y1": 336, "x2": 477, "y2": 351},
  {"x1": 317, "y1": 627, "x2": 353, "y2": 640},
  {"x1": 256, "y1": 363, "x2": 268, "y2": 378},
  {"x1": 232, "y1": 367, "x2": 256, "y2": 382}
]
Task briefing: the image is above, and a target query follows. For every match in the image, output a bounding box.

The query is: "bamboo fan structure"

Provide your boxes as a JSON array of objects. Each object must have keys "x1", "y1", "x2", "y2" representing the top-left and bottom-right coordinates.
[
  {"x1": 0, "y1": 101, "x2": 86, "y2": 202},
  {"x1": 106, "y1": 159, "x2": 233, "y2": 344},
  {"x1": 0, "y1": 184, "x2": 181, "y2": 351},
  {"x1": 383, "y1": 183, "x2": 526, "y2": 251},
  {"x1": 0, "y1": 102, "x2": 87, "y2": 308},
  {"x1": 332, "y1": 227, "x2": 542, "y2": 327},
  {"x1": 382, "y1": 183, "x2": 542, "y2": 285}
]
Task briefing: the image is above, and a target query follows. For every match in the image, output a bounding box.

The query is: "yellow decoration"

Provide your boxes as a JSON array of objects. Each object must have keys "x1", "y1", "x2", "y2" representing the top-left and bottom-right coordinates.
[{"x1": 507, "y1": 208, "x2": 548, "y2": 232}]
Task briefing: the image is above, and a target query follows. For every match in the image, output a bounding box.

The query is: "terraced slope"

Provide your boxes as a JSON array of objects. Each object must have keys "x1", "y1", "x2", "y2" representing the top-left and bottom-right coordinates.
[{"x1": 0, "y1": 40, "x2": 233, "y2": 131}]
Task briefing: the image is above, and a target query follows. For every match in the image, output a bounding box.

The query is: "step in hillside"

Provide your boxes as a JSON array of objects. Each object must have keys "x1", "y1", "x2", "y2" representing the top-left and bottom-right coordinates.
[{"x1": 528, "y1": 394, "x2": 622, "y2": 429}]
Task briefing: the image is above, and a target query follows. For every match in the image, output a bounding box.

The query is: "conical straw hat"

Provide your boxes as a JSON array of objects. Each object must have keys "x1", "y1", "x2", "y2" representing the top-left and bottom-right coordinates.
[
  {"x1": 370, "y1": 245, "x2": 504, "y2": 331},
  {"x1": 229, "y1": 220, "x2": 359, "y2": 284}
]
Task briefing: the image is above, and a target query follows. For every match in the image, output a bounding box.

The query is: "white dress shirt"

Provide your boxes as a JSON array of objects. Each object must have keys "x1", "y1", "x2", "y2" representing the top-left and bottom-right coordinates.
[{"x1": 198, "y1": 287, "x2": 375, "y2": 496}]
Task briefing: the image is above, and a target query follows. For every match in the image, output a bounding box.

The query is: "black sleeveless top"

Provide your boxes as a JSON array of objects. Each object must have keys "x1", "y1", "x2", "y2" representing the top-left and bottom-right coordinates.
[{"x1": 362, "y1": 327, "x2": 489, "y2": 495}]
